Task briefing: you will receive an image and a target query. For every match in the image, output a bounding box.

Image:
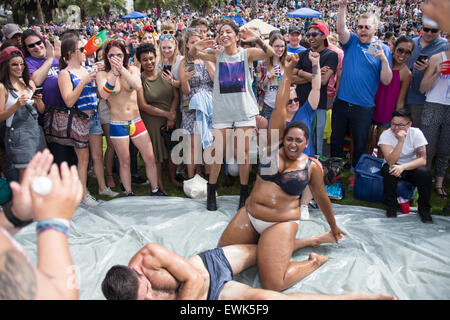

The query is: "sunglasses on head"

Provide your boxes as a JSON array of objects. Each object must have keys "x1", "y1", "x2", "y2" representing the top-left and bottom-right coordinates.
[
  {"x1": 396, "y1": 47, "x2": 412, "y2": 55},
  {"x1": 357, "y1": 25, "x2": 372, "y2": 30},
  {"x1": 422, "y1": 27, "x2": 439, "y2": 33},
  {"x1": 26, "y1": 40, "x2": 43, "y2": 48},
  {"x1": 162, "y1": 30, "x2": 175, "y2": 35},
  {"x1": 288, "y1": 98, "x2": 300, "y2": 104},
  {"x1": 160, "y1": 34, "x2": 173, "y2": 40},
  {"x1": 305, "y1": 32, "x2": 324, "y2": 38}
]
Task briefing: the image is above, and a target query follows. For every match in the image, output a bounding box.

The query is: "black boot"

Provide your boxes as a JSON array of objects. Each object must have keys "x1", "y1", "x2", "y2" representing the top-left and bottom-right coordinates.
[
  {"x1": 207, "y1": 183, "x2": 217, "y2": 211},
  {"x1": 238, "y1": 184, "x2": 249, "y2": 209}
]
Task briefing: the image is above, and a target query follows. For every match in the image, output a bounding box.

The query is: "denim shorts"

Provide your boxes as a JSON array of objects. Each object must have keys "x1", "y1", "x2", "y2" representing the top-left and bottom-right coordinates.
[
  {"x1": 260, "y1": 103, "x2": 274, "y2": 120},
  {"x1": 89, "y1": 114, "x2": 103, "y2": 135}
]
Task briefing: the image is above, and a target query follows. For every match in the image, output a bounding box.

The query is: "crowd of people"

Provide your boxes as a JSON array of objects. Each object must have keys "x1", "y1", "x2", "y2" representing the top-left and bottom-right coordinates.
[{"x1": 0, "y1": 0, "x2": 449, "y2": 300}]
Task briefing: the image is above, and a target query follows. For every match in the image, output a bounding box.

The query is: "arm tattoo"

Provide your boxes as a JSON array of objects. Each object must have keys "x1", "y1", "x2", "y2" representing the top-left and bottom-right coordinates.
[
  {"x1": 206, "y1": 48, "x2": 216, "y2": 56},
  {"x1": 312, "y1": 65, "x2": 319, "y2": 78},
  {"x1": 0, "y1": 249, "x2": 37, "y2": 299},
  {"x1": 256, "y1": 38, "x2": 267, "y2": 53},
  {"x1": 416, "y1": 146, "x2": 426, "y2": 159}
]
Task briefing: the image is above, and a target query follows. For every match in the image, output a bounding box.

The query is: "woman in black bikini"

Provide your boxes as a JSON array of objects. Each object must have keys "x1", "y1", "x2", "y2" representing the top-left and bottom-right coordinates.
[{"x1": 218, "y1": 53, "x2": 345, "y2": 292}]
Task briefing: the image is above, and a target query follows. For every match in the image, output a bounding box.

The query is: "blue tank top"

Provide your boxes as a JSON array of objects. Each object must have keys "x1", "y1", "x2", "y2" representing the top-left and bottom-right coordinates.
[
  {"x1": 258, "y1": 155, "x2": 311, "y2": 196},
  {"x1": 68, "y1": 67, "x2": 97, "y2": 112}
]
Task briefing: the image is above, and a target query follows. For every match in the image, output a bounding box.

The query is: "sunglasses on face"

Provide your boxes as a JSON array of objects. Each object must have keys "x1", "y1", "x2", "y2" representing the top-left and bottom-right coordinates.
[
  {"x1": 108, "y1": 53, "x2": 124, "y2": 59},
  {"x1": 396, "y1": 47, "x2": 412, "y2": 55},
  {"x1": 160, "y1": 34, "x2": 173, "y2": 40},
  {"x1": 357, "y1": 25, "x2": 372, "y2": 30},
  {"x1": 77, "y1": 47, "x2": 86, "y2": 54},
  {"x1": 26, "y1": 40, "x2": 43, "y2": 49},
  {"x1": 305, "y1": 32, "x2": 324, "y2": 38},
  {"x1": 422, "y1": 27, "x2": 439, "y2": 33},
  {"x1": 288, "y1": 98, "x2": 300, "y2": 104},
  {"x1": 162, "y1": 30, "x2": 175, "y2": 35}
]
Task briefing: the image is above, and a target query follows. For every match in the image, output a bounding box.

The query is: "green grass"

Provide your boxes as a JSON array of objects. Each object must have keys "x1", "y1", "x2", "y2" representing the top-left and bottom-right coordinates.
[{"x1": 87, "y1": 156, "x2": 450, "y2": 217}]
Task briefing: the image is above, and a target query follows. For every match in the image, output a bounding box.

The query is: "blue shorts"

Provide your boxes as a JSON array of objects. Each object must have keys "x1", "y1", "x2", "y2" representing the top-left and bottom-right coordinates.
[
  {"x1": 198, "y1": 248, "x2": 233, "y2": 300},
  {"x1": 109, "y1": 118, "x2": 147, "y2": 139}
]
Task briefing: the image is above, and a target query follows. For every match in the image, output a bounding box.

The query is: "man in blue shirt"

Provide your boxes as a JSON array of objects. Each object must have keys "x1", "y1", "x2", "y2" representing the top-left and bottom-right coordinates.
[
  {"x1": 332, "y1": 0, "x2": 393, "y2": 170},
  {"x1": 404, "y1": 15, "x2": 448, "y2": 128},
  {"x1": 287, "y1": 26, "x2": 307, "y2": 55}
]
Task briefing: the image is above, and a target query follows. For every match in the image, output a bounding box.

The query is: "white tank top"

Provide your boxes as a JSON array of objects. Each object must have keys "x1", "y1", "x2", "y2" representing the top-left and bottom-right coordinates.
[{"x1": 425, "y1": 51, "x2": 450, "y2": 106}]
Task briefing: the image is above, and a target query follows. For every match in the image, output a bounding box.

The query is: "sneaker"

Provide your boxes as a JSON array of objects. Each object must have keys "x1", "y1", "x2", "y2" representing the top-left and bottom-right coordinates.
[
  {"x1": 150, "y1": 189, "x2": 167, "y2": 196},
  {"x1": 300, "y1": 205, "x2": 310, "y2": 220},
  {"x1": 99, "y1": 187, "x2": 119, "y2": 198},
  {"x1": 418, "y1": 210, "x2": 433, "y2": 224},
  {"x1": 125, "y1": 192, "x2": 136, "y2": 196},
  {"x1": 386, "y1": 207, "x2": 397, "y2": 218},
  {"x1": 132, "y1": 176, "x2": 149, "y2": 185},
  {"x1": 82, "y1": 193, "x2": 99, "y2": 207}
]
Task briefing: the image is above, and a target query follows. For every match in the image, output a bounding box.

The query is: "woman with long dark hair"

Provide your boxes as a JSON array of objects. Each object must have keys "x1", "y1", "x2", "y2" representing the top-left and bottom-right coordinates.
[{"x1": 0, "y1": 46, "x2": 46, "y2": 180}]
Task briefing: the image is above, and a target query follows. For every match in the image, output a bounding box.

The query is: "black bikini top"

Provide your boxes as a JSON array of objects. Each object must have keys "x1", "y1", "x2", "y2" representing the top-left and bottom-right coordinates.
[{"x1": 258, "y1": 155, "x2": 312, "y2": 196}]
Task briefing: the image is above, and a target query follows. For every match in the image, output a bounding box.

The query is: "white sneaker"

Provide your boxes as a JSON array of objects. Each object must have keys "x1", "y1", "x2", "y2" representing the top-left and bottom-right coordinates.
[
  {"x1": 300, "y1": 204, "x2": 310, "y2": 220},
  {"x1": 82, "y1": 193, "x2": 99, "y2": 207},
  {"x1": 99, "y1": 187, "x2": 119, "y2": 197}
]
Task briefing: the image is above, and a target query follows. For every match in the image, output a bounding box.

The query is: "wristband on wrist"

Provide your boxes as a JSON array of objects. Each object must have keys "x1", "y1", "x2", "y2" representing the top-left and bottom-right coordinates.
[
  {"x1": 1, "y1": 201, "x2": 33, "y2": 228},
  {"x1": 36, "y1": 218, "x2": 70, "y2": 236},
  {"x1": 103, "y1": 81, "x2": 116, "y2": 94}
]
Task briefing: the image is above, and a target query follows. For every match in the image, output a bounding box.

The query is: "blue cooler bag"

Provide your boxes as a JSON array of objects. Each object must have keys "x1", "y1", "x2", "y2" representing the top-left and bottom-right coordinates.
[{"x1": 354, "y1": 154, "x2": 414, "y2": 203}]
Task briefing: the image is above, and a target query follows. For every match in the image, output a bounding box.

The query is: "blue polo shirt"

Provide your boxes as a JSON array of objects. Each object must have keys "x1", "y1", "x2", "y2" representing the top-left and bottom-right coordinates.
[
  {"x1": 337, "y1": 33, "x2": 392, "y2": 107},
  {"x1": 405, "y1": 35, "x2": 448, "y2": 105}
]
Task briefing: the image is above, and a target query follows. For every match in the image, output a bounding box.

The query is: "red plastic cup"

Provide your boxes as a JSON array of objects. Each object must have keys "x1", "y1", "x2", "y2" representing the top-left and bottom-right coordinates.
[
  {"x1": 398, "y1": 199, "x2": 410, "y2": 214},
  {"x1": 441, "y1": 61, "x2": 450, "y2": 75}
]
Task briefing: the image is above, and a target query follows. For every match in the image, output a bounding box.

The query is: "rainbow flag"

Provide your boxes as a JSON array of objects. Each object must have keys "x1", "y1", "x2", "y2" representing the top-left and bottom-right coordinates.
[{"x1": 84, "y1": 29, "x2": 107, "y2": 55}]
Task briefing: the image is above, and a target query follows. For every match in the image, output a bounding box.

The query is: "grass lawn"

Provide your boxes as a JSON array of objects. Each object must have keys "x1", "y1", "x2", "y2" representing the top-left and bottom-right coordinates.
[{"x1": 87, "y1": 155, "x2": 450, "y2": 217}]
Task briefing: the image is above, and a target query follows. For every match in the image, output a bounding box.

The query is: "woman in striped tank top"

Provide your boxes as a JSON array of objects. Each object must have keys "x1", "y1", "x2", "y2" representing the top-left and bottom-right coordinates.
[{"x1": 58, "y1": 36, "x2": 105, "y2": 206}]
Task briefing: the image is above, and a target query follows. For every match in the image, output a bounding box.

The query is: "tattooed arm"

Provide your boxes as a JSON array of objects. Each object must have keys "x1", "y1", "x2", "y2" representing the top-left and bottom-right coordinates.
[{"x1": 307, "y1": 51, "x2": 321, "y2": 110}]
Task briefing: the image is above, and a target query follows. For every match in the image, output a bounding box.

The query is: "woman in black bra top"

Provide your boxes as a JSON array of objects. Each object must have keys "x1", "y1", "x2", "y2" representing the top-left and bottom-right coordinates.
[{"x1": 218, "y1": 52, "x2": 345, "y2": 292}]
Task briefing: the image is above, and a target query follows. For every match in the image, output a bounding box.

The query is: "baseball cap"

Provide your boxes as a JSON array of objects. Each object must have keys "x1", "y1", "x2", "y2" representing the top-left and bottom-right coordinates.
[
  {"x1": 422, "y1": 15, "x2": 439, "y2": 29},
  {"x1": 3, "y1": 23, "x2": 23, "y2": 39},
  {"x1": 309, "y1": 22, "x2": 329, "y2": 46},
  {"x1": 0, "y1": 46, "x2": 24, "y2": 64},
  {"x1": 289, "y1": 26, "x2": 301, "y2": 35}
]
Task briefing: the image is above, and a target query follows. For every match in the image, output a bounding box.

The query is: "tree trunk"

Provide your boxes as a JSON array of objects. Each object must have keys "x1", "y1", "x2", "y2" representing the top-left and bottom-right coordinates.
[{"x1": 36, "y1": 0, "x2": 44, "y2": 24}]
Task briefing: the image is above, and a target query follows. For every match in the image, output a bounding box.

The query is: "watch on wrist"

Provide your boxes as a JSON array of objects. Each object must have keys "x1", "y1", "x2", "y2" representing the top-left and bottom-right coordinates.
[{"x1": 1, "y1": 201, "x2": 33, "y2": 228}]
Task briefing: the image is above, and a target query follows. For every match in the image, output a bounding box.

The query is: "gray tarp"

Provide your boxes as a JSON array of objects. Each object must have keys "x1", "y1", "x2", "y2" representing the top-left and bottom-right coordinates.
[{"x1": 14, "y1": 196, "x2": 450, "y2": 300}]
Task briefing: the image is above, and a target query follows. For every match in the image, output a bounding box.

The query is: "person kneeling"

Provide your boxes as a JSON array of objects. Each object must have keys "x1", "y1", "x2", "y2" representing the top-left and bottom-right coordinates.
[{"x1": 378, "y1": 109, "x2": 432, "y2": 223}]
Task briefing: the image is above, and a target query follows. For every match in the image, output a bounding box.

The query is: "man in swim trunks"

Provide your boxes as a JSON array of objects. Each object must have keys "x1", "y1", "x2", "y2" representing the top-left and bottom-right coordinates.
[
  {"x1": 97, "y1": 40, "x2": 164, "y2": 196},
  {"x1": 101, "y1": 234, "x2": 396, "y2": 300}
]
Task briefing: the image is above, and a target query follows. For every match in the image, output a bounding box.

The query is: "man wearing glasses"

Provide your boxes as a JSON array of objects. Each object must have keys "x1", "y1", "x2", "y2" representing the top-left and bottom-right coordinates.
[
  {"x1": 378, "y1": 109, "x2": 432, "y2": 223},
  {"x1": 404, "y1": 15, "x2": 447, "y2": 128},
  {"x1": 332, "y1": 0, "x2": 392, "y2": 173}
]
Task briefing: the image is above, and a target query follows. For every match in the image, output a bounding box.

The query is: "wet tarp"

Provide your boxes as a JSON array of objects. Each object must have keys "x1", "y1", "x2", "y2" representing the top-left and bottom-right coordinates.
[{"x1": 14, "y1": 196, "x2": 450, "y2": 300}]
